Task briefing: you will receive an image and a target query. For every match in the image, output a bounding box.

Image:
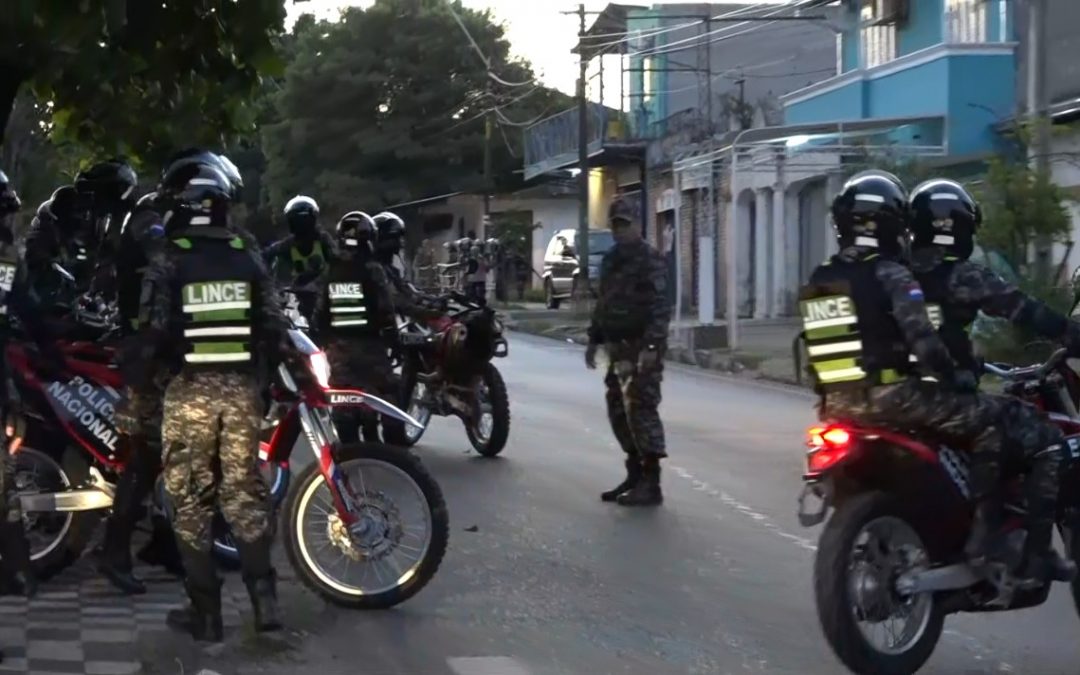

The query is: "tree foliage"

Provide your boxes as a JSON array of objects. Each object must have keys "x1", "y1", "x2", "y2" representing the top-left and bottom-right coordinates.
[
  {"x1": 262, "y1": 0, "x2": 570, "y2": 222},
  {"x1": 0, "y1": 0, "x2": 288, "y2": 163}
]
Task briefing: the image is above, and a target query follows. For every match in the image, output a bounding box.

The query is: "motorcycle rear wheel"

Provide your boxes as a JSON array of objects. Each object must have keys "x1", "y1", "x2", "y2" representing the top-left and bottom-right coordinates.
[
  {"x1": 815, "y1": 491, "x2": 943, "y2": 675},
  {"x1": 465, "y1": 363, "x2": 510, "y2": 457},
  {"x1": 282, "y1": 442, "x2": 449, "y2": 609},
  {"x1": 399, "y1": 361, "x2": 431, "y2": 447}
]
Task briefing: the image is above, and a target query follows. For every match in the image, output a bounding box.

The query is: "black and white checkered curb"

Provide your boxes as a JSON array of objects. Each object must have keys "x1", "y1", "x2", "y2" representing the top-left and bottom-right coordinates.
[{"x1": 0, "y1": 563, "x2": 247, "y2": 674}]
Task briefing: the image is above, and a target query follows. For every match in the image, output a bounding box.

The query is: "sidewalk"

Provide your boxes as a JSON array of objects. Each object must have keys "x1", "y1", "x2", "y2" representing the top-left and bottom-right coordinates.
[{"x1": 497, "y1": 306, "x2": 805, "y2": 387}]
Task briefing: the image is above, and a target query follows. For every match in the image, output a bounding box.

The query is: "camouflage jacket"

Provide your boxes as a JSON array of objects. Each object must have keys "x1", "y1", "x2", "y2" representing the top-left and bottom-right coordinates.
[{"x1": 587, "y1": 239, "x2": 670, "y2": 345}]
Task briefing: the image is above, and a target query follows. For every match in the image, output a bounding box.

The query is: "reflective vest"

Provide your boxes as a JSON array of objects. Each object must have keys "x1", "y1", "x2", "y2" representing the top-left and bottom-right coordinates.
[
  {"x1": 799, "y1": 255, "x2": 913, "y2": 390},
  {"x1": 321, "y1": 258, "x2": 380, "y2": 337},
  {"x1": 291, "y1": 240, "x2": 325, "y2": 275},
  {"x1": 173, "y1": 236, "x2": 257, "y2": 367},
  {"x1": 0, "y1": 244, "x2": 17, "y2": 326}
]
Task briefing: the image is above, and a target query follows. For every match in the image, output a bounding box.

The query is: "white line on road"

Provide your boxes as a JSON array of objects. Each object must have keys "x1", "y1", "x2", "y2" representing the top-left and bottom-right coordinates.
[
  {"x1": 668, "y1": 465, "x2": 817, "y2": 552},
  {"x1": 448, "y1": 656, "x2": 532, "y2": 675}
]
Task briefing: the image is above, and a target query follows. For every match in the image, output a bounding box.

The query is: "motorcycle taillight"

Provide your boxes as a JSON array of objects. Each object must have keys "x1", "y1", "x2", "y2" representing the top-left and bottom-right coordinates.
[{"x1": 805, "y1": 425, "x2": 855, "y2": 475}]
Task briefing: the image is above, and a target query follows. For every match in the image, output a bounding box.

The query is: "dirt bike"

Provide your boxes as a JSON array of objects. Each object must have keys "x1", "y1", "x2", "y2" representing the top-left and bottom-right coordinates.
[
  {"x1": 396, "y1": 291, "x2": 510, "y2": 456},
  {"x1": 798, "y1": 348, "x2": 1080, "y2": 675}
]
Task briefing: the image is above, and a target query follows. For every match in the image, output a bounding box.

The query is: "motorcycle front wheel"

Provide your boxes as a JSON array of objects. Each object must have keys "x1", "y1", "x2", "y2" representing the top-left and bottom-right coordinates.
[
  {"x1": 282, "y1": 442, "x2": 449, "y2": 609},
  {"x1": 815, "y1": 491, "x2": 943, "y2": 675}
]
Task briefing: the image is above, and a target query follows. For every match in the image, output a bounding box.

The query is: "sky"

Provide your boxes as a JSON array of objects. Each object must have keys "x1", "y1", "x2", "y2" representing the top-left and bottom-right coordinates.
[{"x1": 285, "y1": 1, "x2": 792, "y2": 103}]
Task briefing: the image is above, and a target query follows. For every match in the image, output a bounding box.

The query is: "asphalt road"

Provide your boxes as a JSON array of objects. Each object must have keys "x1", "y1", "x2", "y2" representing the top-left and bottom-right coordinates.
[{"x1": 172, "y1": 332, "x2": 1080, "y2": 675}]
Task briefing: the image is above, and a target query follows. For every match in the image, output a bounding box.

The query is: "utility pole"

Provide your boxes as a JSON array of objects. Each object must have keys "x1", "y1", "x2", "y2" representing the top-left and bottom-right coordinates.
[
  {"x1": 704, "y1": 16, "x2": 713, "y2": 134},
  {"x1": 1028, "y1": 0, "x2": 1051, "y2": 275},
  {"x1": 575, "y1": 2, "x2": 590, "y2": 301},
  {"x1": 483, "y1": 81, "x2": 493, "y2": 227}
]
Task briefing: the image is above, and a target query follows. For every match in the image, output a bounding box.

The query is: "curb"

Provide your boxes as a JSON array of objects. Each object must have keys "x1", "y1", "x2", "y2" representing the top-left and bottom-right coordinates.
[{"x1": 506, "y1": 326, "x2": 811, "y2": 393}]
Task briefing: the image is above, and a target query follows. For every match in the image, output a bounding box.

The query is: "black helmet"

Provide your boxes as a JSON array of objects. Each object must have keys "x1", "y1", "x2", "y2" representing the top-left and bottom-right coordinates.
[
  {"x1": 830, "y1": 170, "x2": 909, "y2": 258},
  {"x1": 909, "y1": 178, "x2": 981, "y2": 260},
  {"x1": 215, "y1": 154, "x2": 244, "y2": 201},
  {"x1": 284, "y1": 195, "x2": 319, "y2": 239},
  {"x1": 159, "y1": 157, "x2": 232, "y2": 233},
  {"x1": 121, "y1": 191, "x2": 166, "y2": 243},
  {"x1": 336, "y1": 211, "x2": 376, "y2": 253},
  {"x1": 0, "y1": 170, "x2": 20, "y2": 216},
  {"x1": 372, "y1": 211, "x2": 405, "y2": 256},
  {"x1": 41, "y1": 185, "x2": 93, "y2": 233},
  {"x1": 75, "y1": 159, "x2": 138, "y2": 212}
]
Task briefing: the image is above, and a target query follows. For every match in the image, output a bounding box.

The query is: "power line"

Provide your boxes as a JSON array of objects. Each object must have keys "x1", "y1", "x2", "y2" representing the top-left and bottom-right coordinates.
[
  {"x1": 582, "y1": 2, "x2": 781, "y2": 53},
  {"x1": 445, "y1": 0, "x2": 537, "y2": 89}
]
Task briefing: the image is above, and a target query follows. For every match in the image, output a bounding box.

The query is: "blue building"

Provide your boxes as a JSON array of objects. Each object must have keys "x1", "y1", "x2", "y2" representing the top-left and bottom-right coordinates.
[{"x1": 783, "y1": 0, "x2": 1017, "y2": 161}]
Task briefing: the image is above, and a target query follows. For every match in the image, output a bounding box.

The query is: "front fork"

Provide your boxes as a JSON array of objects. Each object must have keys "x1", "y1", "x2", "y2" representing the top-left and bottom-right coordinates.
[{"x1": 297, "y1": 402, "x2": 361, "y2": 525}]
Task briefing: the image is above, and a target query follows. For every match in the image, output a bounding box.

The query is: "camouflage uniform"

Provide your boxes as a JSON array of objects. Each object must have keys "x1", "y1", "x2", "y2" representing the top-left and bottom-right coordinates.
[
  {"x1": 587, "y1": 210, "x2": 671, "y2": 506},
  {"x1": 314, "y1": 257, "x2": 398, "y2": 443},
  {"x1": 911, "y1": 246, "x2": 1076, "y2": 571},
  {"x1": 142, "y1": 228, "x2": 287, "y2": 638}
]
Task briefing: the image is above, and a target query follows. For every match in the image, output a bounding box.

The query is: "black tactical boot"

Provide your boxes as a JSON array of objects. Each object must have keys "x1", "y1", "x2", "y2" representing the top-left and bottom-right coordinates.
[
  {"x1": 1019, "y1": 444, "x2": 1076, "y2": 583},
  {"x1": 98, "y1": 466, "x2": 147, "y2": 594},
  {"x1": 0, "y1": 520, "x2": 36, "y2": 598},
  {"x1": 236, "y1": 536, "x2": 282, "y2": 632},
  {"x1": 964, "y1": 499, "x2": 1005, "y2": 567},
  {"x1": 617, "y1": 456, "x2": 663, "y2": 507},
  {"x1": 166, "y1": 545, "x2": 222, "y2": 642},
  {"x1": 137, "y1": 516, "x2": 186, "y2": 578},
  {"x1": 601, "y1": 456, "x2": 641, "y2": 502}
]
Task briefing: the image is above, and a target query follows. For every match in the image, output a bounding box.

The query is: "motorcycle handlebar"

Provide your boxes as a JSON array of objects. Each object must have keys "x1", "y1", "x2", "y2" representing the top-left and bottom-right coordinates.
[{"x1": 983, "y1": 348, "x2": 1068, "y2": 382}]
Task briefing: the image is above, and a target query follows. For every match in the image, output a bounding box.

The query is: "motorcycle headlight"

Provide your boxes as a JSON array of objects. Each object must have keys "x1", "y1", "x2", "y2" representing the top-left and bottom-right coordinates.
[{"x1": 309, "y1": 351, "x2": 331, "y2": 389}]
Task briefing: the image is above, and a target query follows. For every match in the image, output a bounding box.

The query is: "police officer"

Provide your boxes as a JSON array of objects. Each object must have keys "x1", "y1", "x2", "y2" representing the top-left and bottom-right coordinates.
[
  {"x1": 140, "y1": 157, "x2": 286, "y2": 641},
  {"x1": 800, "y1": 171, "x2": 1073, "y2": 585},
  {"x1": 0, "y1": 172, "x2": 39, "y2": 618},
  {"x1": 373, "y1": 211, "x2": 446, "y2": 321},
  {"x1": 908, "y1": 177, "x2": 1079, "y2": 580},
  {"x1": 264, "y1": 196, "x2": 336, "y2": 322},
  {"x1": 25, "y1": 160, "x2": 138, "y2": 299},
  {"x1": 585, "y1": 199, "x2": 671, "y2": 507},
  {"x1": 97, "y1": 188, "x2": 172, "y2": 594},
  {"x1": 312, "y1": 211, "x2": 398, "y2": 442}
]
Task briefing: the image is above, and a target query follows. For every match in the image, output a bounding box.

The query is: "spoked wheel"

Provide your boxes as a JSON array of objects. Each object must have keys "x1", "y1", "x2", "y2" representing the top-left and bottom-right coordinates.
[
  {"x1": 15, "y1": 447, "x2": 98, "y2": 580},
  {"x1": 465, "y1": 363, "x2": 510, "y2": 457},
  {"x1": 815, "y1": 492, "x2": 943, "y2": 675},
  {"x1": 283, "y1": 442, "x2": 448, "y2": 609}
]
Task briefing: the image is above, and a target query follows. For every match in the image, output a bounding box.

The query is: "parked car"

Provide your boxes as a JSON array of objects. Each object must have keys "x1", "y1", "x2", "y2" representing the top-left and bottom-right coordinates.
[{"x1": 541, "y1": 228, "x2": 614, "y2": 309}]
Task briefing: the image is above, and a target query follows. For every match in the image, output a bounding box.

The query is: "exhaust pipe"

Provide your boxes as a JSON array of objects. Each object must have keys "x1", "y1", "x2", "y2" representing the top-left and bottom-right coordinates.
[
  {"x1": 895, "y1": 563, "x2": 981, "y2": 594},
  {"x1": 20, "y1": 488, "x2": 115, "y2": 512}
]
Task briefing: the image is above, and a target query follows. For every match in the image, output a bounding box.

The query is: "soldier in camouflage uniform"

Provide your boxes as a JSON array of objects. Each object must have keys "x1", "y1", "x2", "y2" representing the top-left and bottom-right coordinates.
[
  {"x1": 373, "y1": 212, "x2": 447, "y2": 322},
  {"x1": 313, "y1": 211, "x2": 399, "y2": 443},
  {"x1": 585, "y1": 198, "x2": 671, "y2": 507},
  {"x1": 140, "y1": 157, "x2": 288, "y2": 641},
  {"x1": 801, "y1": 171, "x2": 1074, "y2": 585},
  {"x1": 908, "y1": 178, "x2": 1080, "y2": 580}
]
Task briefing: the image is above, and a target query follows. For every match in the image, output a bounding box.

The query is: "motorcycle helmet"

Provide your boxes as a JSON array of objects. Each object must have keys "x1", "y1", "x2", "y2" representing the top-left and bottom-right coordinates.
[
  {"x1": 75, "y1": 159, "x2": 138, "y2": 213},
  {"x1": 215, "y1": 154, "x2": 244, "y2": 201},
  {"x1": 373, "y1": 211, "x2": 405, "y2": 257},
  {"x1": 121, "y1": 191, "x2": 166, "y2": 243},
  {"x1": 41, "y1": 185, "x2": 93, "y2": 235},
  {"x1": 909, "y1": 178, "x2": 981, "y2": 260},
  {"x1": 284, "y1": 195, "x2": 319, "y2": 240},
  {"x1": 830, "y1": 170, "x2": 909, "y2": 258},
  {"x1": 0, "y1": 170, "x2": 20, "y2": 217},
  {"x1": 158, "y1": 157, "x2": 233, "y2": 234},
  {"x1": 336, "y1": 210, "x2": 376, "y2": 253}
]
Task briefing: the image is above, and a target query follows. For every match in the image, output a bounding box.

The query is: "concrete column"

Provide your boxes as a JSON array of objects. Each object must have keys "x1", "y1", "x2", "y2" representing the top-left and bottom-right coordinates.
[
  {"x1": 753, "y1": 189, "x2": 770, "y2": 319},
  {"x1": 771, "y1": 186, "x2": 787, "y2": 317}
]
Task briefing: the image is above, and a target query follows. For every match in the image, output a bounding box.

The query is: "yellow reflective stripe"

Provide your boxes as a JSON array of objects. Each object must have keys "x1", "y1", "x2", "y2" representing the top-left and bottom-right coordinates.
[
  {"x1": 330, "y1": 307, "x2": 366, "y2": 314},
  {"x1": 331, "y1": 318, "x2": 369, "y2": 327},
  {"x1": 806, "y1": 340, "x2": 861, "y2": 357},
  {"x1": 183, "y1": 326, "x2": 251, "y2": 338},
  {"x1": 804, "y1": 315, "x2": 857, "y2": 330},
  {"x1": 926, "y1": 303, "x2": 942, "y2": 330},
  {"x1": 330, "y1": 292, "x2": 365, "y2": 300},
  {"x1": 817, "y1": 366, "x2": 867, "y2": 382},
  {"x1": 183, "y1": 300, "x2": 250, "y2": 313}
]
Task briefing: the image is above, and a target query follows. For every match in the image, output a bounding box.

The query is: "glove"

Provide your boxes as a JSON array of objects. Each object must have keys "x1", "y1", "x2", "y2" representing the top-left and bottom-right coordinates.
[
  {"x1": 585, "y1": 343, "x2": 598, "y2": 370},
  {"x1": 950, "y1": 370, "x2": 978, "y2": 394},
  {"x1": 638, "y1": 344, "x2": 661, "y2": 370}
]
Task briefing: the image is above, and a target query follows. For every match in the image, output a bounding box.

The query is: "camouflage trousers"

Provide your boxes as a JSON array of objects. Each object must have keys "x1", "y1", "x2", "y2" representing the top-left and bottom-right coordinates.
[
  {"x1": 114, "y1": 371, "x2": 168, "y2": 448},
  {"x1": 161, "y1": 371, "x2": 270, "y2": 552},
  {"x1": 325, "y1": 337, "x2": 397, "y2": 442},
  {"x1": 604, "y1": 342, "x2": 666, "y2": 458},
  {"x1": 823, "y1": 378, "x2": 1064, "y2": 500}
]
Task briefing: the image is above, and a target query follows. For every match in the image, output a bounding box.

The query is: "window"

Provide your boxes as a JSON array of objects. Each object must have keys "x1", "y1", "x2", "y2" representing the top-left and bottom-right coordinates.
[
  {"x1": 945, "y1": 0, "x2": 987, "y2": 43},
  {"x1": 859, "y1": 0, "x2": 898, "y2": 68},
  {"x1": 642, "y1": 56, "x2": 655, "y2": 105}
]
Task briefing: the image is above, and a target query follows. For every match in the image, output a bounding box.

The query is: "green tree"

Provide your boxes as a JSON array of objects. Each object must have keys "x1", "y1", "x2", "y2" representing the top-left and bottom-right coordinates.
[
  {"x1": 262, "y1": 0, "x2": 570, "y2": 223},
  {"x1": 0, "y1": 0, "x2": 290, "y2": 162}
]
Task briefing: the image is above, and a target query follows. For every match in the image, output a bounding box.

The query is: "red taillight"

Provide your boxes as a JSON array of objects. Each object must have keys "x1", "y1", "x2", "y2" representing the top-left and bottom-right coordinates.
[{"x1": 805, "y1": 424, "x2": 854, "y2": 474}]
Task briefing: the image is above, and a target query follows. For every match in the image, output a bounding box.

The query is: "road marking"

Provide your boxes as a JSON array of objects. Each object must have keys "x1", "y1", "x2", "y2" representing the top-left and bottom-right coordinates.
[
  {"x1": 669, "y1": 465, "x2": 817, "y2": 552},
  {"x1": 448, "y1": 656, "x2": 531, "y2": 675}
]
